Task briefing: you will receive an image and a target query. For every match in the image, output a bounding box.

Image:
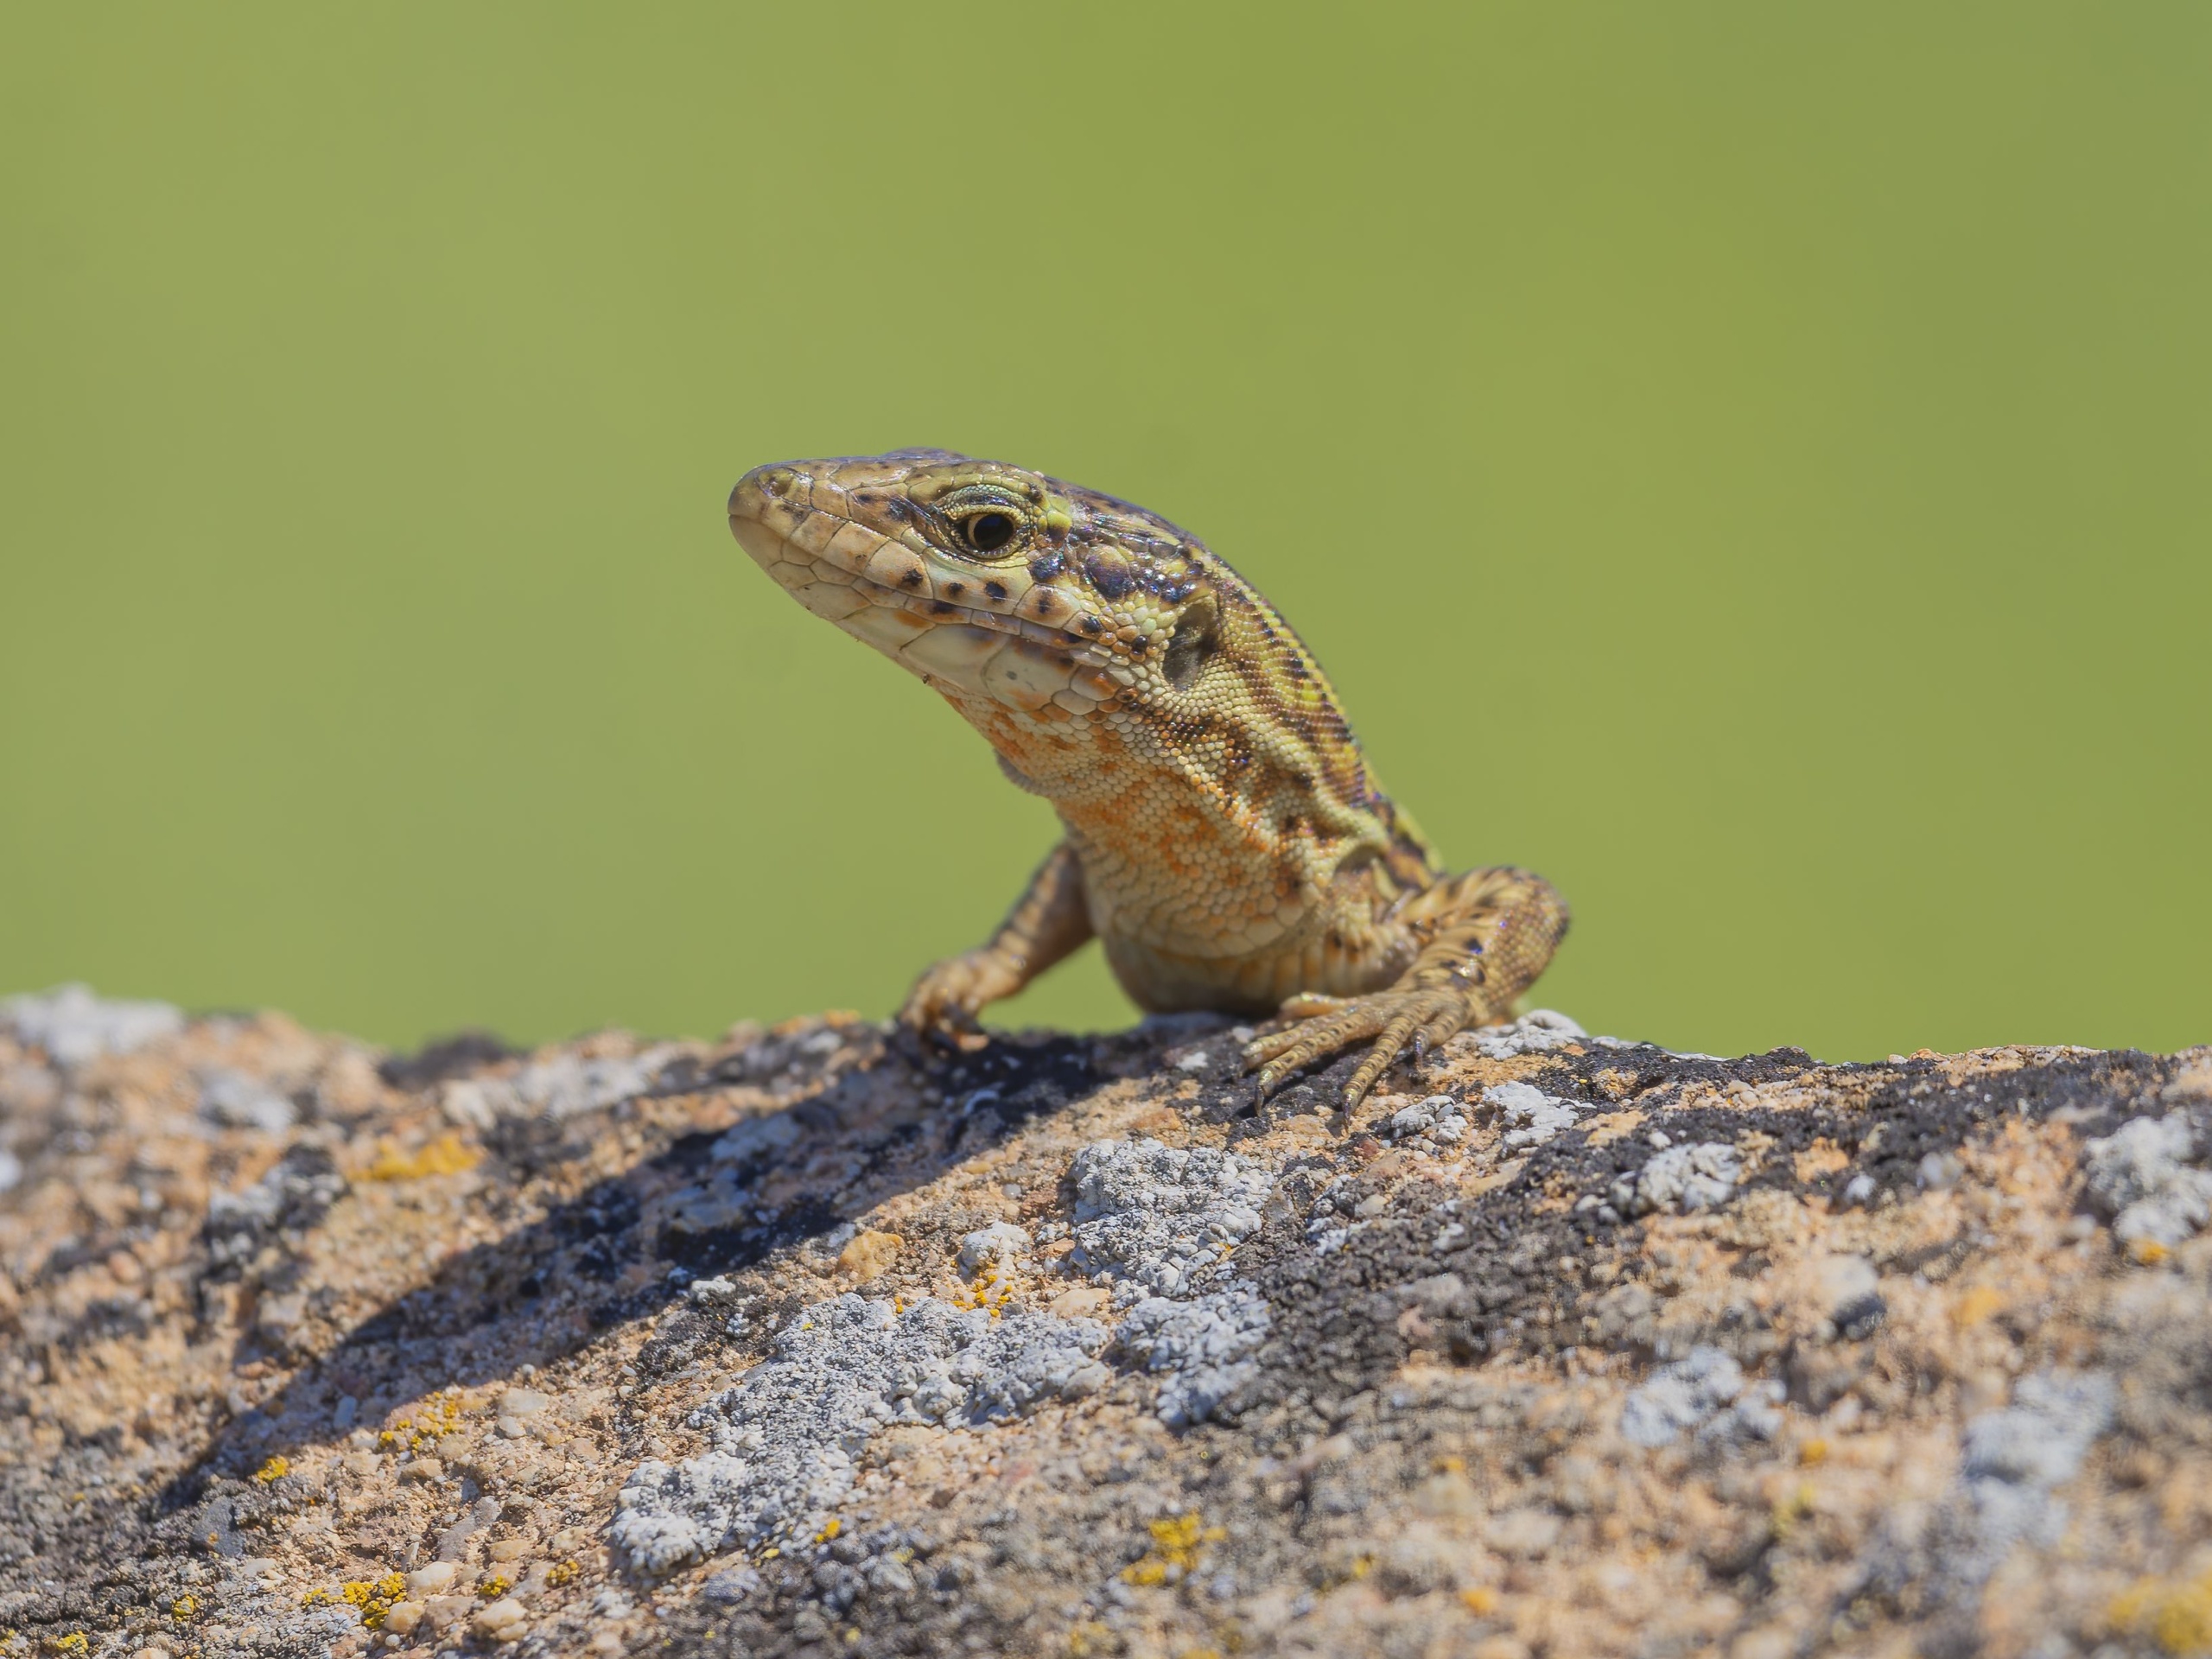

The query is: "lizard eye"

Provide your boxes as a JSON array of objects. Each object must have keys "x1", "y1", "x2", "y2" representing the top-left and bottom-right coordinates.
[{"x1": 963, "y1": 512, "x2": 1017, "y2": 554}]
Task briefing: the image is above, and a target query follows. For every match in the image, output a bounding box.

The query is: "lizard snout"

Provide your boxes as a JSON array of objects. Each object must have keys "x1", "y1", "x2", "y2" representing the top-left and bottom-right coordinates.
[
  {"x1": 728, "y1": 462, "x2": 804, "y2": 568},
  {"x1": 728, "y1": 461, "x2": 800, "y2": 521}
]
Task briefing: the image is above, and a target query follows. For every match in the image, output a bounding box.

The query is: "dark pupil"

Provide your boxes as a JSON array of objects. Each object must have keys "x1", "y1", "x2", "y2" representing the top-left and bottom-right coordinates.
[{"x1": 968, "y1": 512, "x2": 1014, "y2": 552}]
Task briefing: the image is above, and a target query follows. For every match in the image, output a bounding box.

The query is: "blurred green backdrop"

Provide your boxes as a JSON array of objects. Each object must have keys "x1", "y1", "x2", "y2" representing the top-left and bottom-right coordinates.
[{"x1": 3, "y1": 5, "x2": 2206, "y2": 1060}]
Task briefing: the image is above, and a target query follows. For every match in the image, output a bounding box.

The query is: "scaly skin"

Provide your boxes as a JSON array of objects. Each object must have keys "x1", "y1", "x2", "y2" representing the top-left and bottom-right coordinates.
[{"x1": 728, "y1": 449, "x2": 1568, "y2": 1107}]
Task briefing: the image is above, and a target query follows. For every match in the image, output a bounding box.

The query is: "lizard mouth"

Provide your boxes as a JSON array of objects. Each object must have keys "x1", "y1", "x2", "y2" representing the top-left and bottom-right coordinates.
[{"x1": 729, "y1": 490, "x2": 1122, "y2": 713}]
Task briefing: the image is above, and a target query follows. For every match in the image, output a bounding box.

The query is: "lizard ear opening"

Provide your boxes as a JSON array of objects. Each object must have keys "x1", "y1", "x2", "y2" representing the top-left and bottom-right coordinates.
[{"x1": 1161, "y1": 594, "x2": 1219, "y2": 690}]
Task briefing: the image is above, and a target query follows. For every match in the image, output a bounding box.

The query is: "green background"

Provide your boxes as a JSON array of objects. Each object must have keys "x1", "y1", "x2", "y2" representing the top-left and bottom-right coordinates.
[{"x1": 3, "y1": 6, "x2": 2206, "y2": 1061}]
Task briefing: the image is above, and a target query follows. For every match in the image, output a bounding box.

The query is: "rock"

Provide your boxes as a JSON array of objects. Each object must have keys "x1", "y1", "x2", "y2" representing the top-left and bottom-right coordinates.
[
  {"x1": 955, "y1": 1220, "x2": 1030, "y2": 1274},
  {"x1": 611, "y1": 1295, "x2": 1111, "y2": 1568},
  {"x1": 2084, "y1": 1113, "x2": 2212, "y2": 1248},
  {"x1": 1484, "y1": 1080, "x2": 1581, "y2": 1149},
  {"x1": 0, "y1": 982, "x2": 183, "y2": 1065},
  {"x1": 1066, "y1": 1137, "x2": 1274, "y2": 1303},
  {"x1": 380, "y1": 1601, "x2": 425, "y2": 1636},
  {"x1": 196, "y1": 1069, "x2": 297, "y2": 1134},
  {"x1": 836, "y1": 1228, "x2": 904, "y2": 1281},
  {"x1": 1116, "y1": 1287, "x2": 1270, "y2": 1427},
  {"x1": 1610, "y1": 1139, "x2": 1742, "y2": 1216},
  {"x1": 473, "y1": 1596, "x2": 529, "y2": 1642},
  {"x1": 1389, "y1": 1098, "x2": 1440, "y2": 1137},
  {"x1": 3, "y1": 990, "x2": 2208, "y2": 1659},
  {"x1": 422, "y1": 1594, "x2": 474, "y2": 1631}
]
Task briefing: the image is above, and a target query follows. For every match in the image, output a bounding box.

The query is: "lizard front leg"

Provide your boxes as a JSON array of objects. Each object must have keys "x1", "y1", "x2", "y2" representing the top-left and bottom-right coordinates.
[
  {"x1": 1243, "y1": 866, "x2": 1570, "y2": 1109},
  {"x1": 899, "y1": 840, "x2": 1094, "y2": 1048}
]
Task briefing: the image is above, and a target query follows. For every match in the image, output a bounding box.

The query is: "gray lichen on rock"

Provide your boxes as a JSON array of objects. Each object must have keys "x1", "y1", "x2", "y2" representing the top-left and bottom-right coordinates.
[
  {"x1": 1607, "y1": 1137, "x2": 1743, "y2": 1216},
  {"x1": 0, "y1": 981, "x2": 183, "y2": 1065},
  {"x1": 1485, "y1": 1079, "x2": 1583, "y2": 1149},
  {"x1": 1617, "y1": 1344, "x2": 1783, "y2": 1447},
  {"x1": 1115, "y1": 1286, "x2": 1271, "y2": 1428},
  {"x1": 613, "y1": 1294, "x2": 1110, "y2": 1570},
  {"x1": 2083, "y1": 1110, "x2": 2212, "y2": 1248},
  {"x1": 1065, "y1": 1136, "x2": 1275, "y2": 1303}
]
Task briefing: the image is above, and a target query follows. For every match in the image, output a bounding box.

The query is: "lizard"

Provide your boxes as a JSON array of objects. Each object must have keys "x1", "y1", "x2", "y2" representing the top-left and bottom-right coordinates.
[{"x1": 728, "y1": 448, "x2": 1568, "y2": 1109}]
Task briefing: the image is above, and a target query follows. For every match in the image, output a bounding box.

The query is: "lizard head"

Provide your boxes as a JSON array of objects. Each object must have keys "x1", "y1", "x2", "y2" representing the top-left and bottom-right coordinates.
[{"x1": 728, "y1": 449, "x2": 1224, "y2": 719}]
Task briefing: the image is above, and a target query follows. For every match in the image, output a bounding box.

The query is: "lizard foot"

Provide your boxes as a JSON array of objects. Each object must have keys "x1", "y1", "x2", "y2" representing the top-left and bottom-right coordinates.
[
  {"x1": 1243, "y1": 985, "x2": 1486, "y2": 1110},
  {"x1": 897, "y1": 952, "x2": 1013, "y2": 1054}
]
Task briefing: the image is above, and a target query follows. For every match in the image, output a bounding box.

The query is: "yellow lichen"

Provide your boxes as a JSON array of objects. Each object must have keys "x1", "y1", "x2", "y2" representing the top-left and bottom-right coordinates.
[
  {"x1": 545, "y1": 1561, "x2": 582, "y2": 1588},
  {"x1": 1121, "y1": 1512, "x2": 1227, "y2": 1585},
  {"x1": 956, "y1": 1262, "x2": 1018, "y2": 1319},
  {"x1": 379, "y1": 1390, "x2": 465, "y2": 1453},
  {"x1": 2110, "y1": 1566, "x2": 2212, "y2": 1656},
  {"x1": 338, "y1": 1573, "x2": 408, "y2": 1628},
  {"x1": 814, "y1": 1517, "x2": 842, "y2": 1543},
  {"x1": 1460, "y1": 1586, "x2": 1499, "y2": 1615},
  {"x1": 51, "y1": 1637, "x2": 88, "y2": 1656},
  {"x1": 253, "y1": 1454, "x2": 290, "y2": 1484},
  {"x1": 170, "y1": 1595, "x2": 198, "y2": 1621},
  {"x1": 477, "y1": 1575, "x2": 512, "y2": 1599},
  {"x1": 2130, "y1": 1237, "x2": 2172, "y2": 1266},
  {"x1": 365, "y1": 1132, "x2": 481, "y2": 1181},
  {"x1": 1799, "y1": 1438, "x2": 1829, "y2": 1466}
]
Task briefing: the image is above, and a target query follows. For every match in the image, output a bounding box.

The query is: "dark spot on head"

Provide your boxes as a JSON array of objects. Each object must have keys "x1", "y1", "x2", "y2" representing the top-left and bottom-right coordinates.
[
  {"x1": 945, "y1": 581, "x2": 965, "y2": 597},
  {"x1": 1078, "y1": 614, "x2": 1104, "y2": 636},
  {"x1": 1082, "y1": 551, "x2": 1137, "y2": 601},
  {"x1": 984, "y1": 580, "x2": 1008, "y2": 601},
  {"x1": 899, "y1": 569, "x2": 924, "y2": 588},
  {"x1": 931, "y1": 601, "x2": 956, "y2": 616},
  {"x1": 1029, "y1": 553, "x2": 1065, "y2": 582}
]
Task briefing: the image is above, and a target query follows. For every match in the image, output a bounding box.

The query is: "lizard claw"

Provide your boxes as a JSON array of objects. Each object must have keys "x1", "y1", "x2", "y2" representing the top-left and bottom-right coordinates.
[
  {"x1": 1240, "y1": 985, "x2": 1488, "y2": 1111},
  {"x1": 899, "y1": 950, "x2": 1014, "y2": 1054}
]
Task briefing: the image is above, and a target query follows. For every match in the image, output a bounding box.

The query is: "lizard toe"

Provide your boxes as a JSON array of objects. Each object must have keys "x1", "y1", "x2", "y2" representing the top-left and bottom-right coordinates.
[{"x1": 1243, "y1": 985, "x2": 1481, "y2": 1104}]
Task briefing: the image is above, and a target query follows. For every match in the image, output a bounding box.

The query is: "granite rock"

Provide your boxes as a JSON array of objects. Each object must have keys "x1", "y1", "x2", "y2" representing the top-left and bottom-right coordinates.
[{"x1": 1, "y1": 995, "x2": 2209, "y2": 1658}]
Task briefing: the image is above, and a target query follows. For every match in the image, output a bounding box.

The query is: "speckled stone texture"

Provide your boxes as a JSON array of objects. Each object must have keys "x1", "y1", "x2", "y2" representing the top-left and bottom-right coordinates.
[{"x1": 3, "y1": 988, "x2": 2210, "y2": 1659}]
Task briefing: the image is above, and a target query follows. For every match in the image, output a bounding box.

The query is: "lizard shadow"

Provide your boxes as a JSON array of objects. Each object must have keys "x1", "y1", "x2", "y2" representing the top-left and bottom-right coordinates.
[{"x1": 156, "y1": 1018, "x2": 1234, "y2": 1518}]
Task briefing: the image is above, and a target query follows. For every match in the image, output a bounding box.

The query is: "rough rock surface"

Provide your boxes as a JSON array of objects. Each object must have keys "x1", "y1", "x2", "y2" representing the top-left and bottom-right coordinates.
[{"x1": 3, "y1": 984, "x2": 2211, "y2": 1659}]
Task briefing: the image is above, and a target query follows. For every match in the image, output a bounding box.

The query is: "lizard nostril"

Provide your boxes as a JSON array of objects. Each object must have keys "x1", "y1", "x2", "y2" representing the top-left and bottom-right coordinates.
[{"x1": 731, "y1": 463, "x2": 804, "y2": 523}]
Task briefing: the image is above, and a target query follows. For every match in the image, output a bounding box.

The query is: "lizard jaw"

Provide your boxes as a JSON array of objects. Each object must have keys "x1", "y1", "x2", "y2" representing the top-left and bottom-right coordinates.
[{"x1": 729, "y1": 476, "x2": 1123, "y2": 715}]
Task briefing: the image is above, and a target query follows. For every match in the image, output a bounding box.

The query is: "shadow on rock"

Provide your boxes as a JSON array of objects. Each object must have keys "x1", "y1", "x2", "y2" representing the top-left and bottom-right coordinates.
[{"x1": 157, "y1": 1022, "x2": 1145, "y2": 1512}]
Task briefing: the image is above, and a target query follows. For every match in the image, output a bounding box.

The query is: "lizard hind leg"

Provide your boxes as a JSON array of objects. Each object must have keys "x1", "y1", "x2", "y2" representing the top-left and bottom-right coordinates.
[{"x1": 1242, "y1": 866, "x2": 1568, "y2": 1111}]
